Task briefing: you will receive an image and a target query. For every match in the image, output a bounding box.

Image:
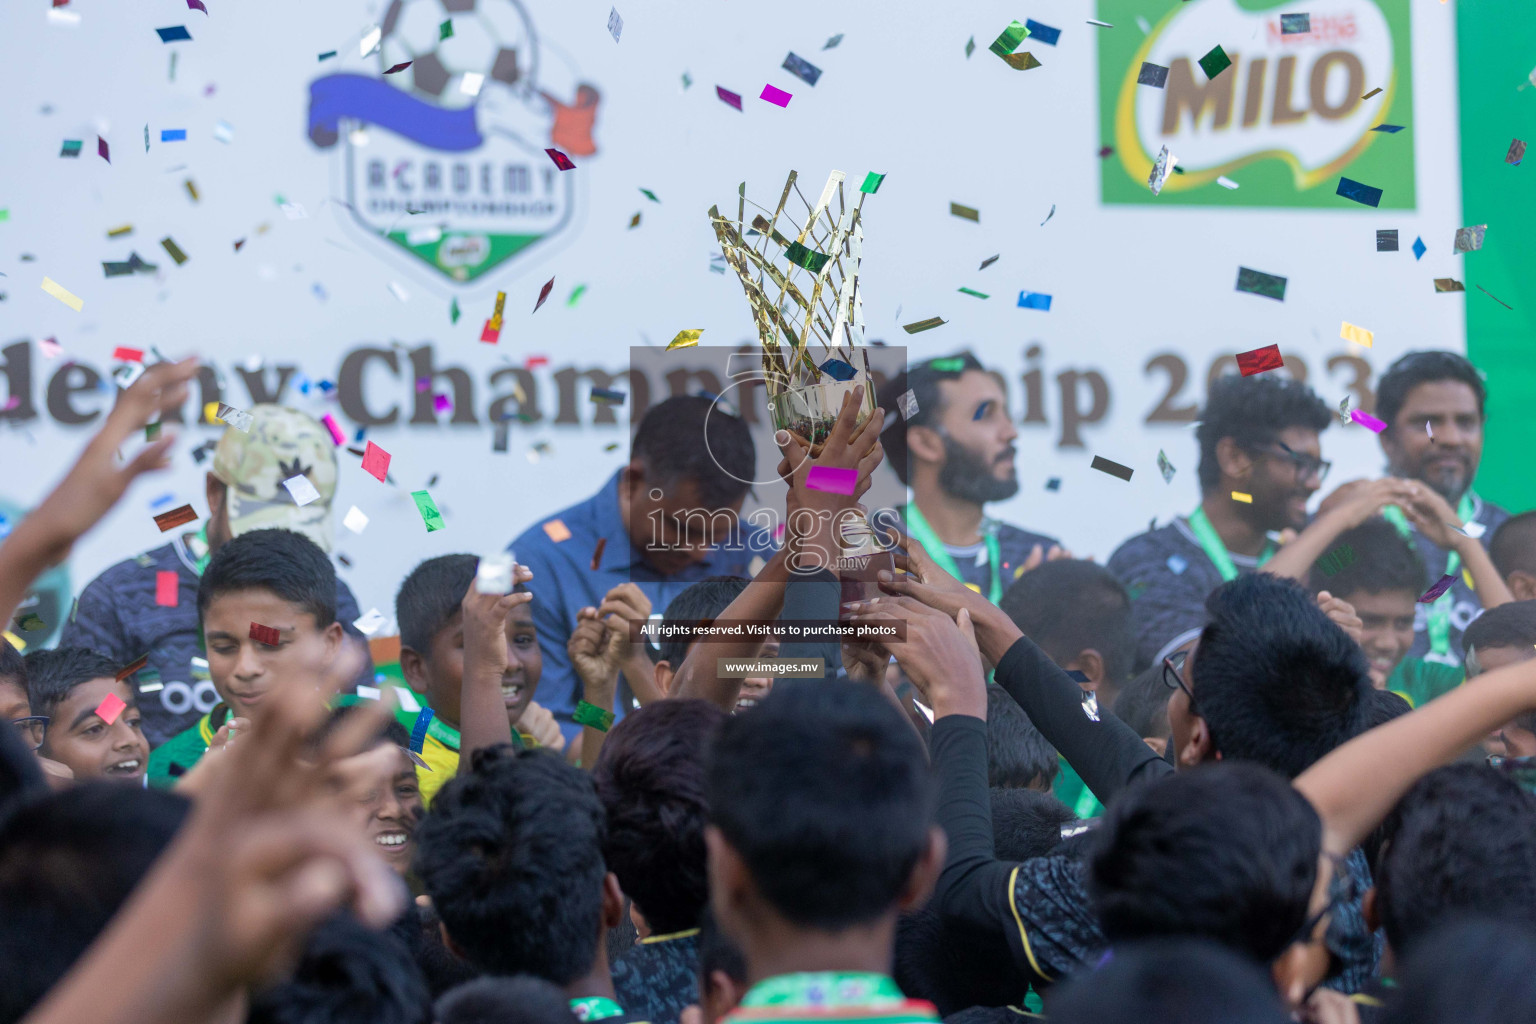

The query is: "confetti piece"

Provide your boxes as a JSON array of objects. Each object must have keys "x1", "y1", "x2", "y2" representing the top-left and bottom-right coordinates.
[
  {"x1": 590, "y1": 538, "x2": 607, "y2": 570},
  {"x1": 154, "y1": 504, "x2": 197, "y2": 531},
  {"x1": 1167, "y1": 554, "x2": 1188, "y2": 575},
  {"x1": 1040, "y1": 204, "x2": 1056, "y2": 226},
  {"x1": 1506, "y1": 139, "x2": 1526, "y2": 165},
  {"x1": 343, "y1": 506, "x2": 369, "y2": 534},
  {"x1": 1235, "y1": 343, "x2": 1283, "y2": 376},
  {"x1": 545, "y1": 147, "x2": 575, "y2": 171},
  {"x1": 965, "y1": 36, "x2": 975, "y2": 58},
  {"x1": 383, "y1": 61, "x2": 412, "y2": 74},
  {"x1": 409, "y1": 708, "x2": 434, "y2": 752},
  {"x1": 1158, "y1": 450, "x2": 1176, "y2": 483},
  {"x1": 533, "y1": 276, "x2": 554, "y2": 313},
  {"x1": 1148, "y1": 145, "x2": 1177, "y2": 194},
  {"x1": 38, "y1": 337, "x2": 61, "y2": 358},
  {"x1": 1280, "y1": 12, "x2": 1310, "y2": 33},
  {"x1": 184, "y1": 179, "x2": 199, "y2": 202},
  {"x1": 860, "y1": 171, "x2": 886, "y2": 194},
  {"x1": 156, "y1": 25, "x2": 191, "y2": 42},
  {"x1": 282, "y1": 474, "x2": 321, "y2": 507},
  {"x1": 976, "y1": 257, "x2": 1000, "y2": 274},
  {"x1": 1045, "y1": 478, "x2": 1061, "y2": 492},
  {"x1": 187, "y1": 0, "x2": 208, "y2": 12},
  {"x1": 628, "y1": 212, "x2": 642, "y2": 229},
  {"x1": 98, "y1": 136, "x2": 110, "y2": 162},
  {"x1": 1216, "y1": 176, "x2": 1239, "y2": 189},
  {"x1": 1198, "y1": 46, "x2": 1231, "y2": 80},
  {"x1": 989, "y1": 20, "x2": 1030, "y2": 58},
  {"x1": 958, "y1": 287, "x2": 989, "y2": 299},
  {"x1": 1453, "y1": 224, "x2": 1487, "y2": 254},
  {"x1": 160, "y1": 237, "x2": 188, "y2": 265},
  {"x1": 361, "y1": 441, "x2": 391, "y2": 481},
  {"x1": 280, "y1": 202, "x2": 308, "y2": 220},
  {"x1": 113, "y1": 346, "x2": 144, "y2": 363},
  {"x1": 155, "y1": 570, "x2": 179, "y2": 607},
  {"x1": 107, "y1": 224, "x2": 133, "y2": 239},
  {"x1": 432, "y1": 394, "x2": 453, "y2": 416},
  {"x1": 782, "y1": 52, "x2": 822, "y2": 86},
  {"x1": 40, "y1": 277, "x2": 83, "y2": 311},
  {"x1": 388, "y1": 281, "x2": 409, "y2": 302},
  {"x1": 1340, "y1": 321, "x2": 1373, "y2": 347},
  {"x1": 1091, "y1": 456, "x2": 1134, "y2": 482},
  {"x1": 761, "y1": 84, "x2": 793, "y2": 107},
  {"x1": 950, "y1": 202, "x2": 979, "y2": 222},
  {"x1": 1087, "y1": 19, "x2": 1113, "y2": 27},
  {"x1": 1476, "y1": 285, "x2": 1514, "y2": 310},
  {"x1": 824, "y1": 33, "x2": 843, "y2": 49},
  {"x1": 1336, "y1": 177, "x2": 1383, "y2": 207},
  {"x1": 1377, "y1": 229, "x2": 1399, "y2": 251},
  {"x1": 1412, "y1": 236, "x2": 1426, "y2": 260},
  {"x1": 567, "y1": 284, "x2": 587, "y2": 306},
  {"x1": 607, "y1": 6, "x2": 622, "y2": 41},
  {"x1": 1231, "y1": 491, "x2": 1253, "y2": 503},
  {"x1": 459, "y1": 72, "x2": 485, "y2": 97},
  {"x1": 60, "y1": 139, "x2": 82, "y2": 157},
  {"x1": 903, "y1": 317, "x2": 947, "y2": 334},
  {"x1": 160, "y1": 129, "x2": 186, "y2": 142},
  {"x1": 681, "y1": 72, "x2": 692, "y2": 89},
  {"x1": 1001, "y1": 51, "x2": 1042, "y2": 69},
  {"x1": 668, "y1": 328, "x2": 704, "y2": 350},
  {"x1": 318, "y1": 50, "x2": 337, "y2": 61},
  {"x1": 543, "y1": 519, "x2": 572, "y2": 542},
  {"x1": 94, "y1": 692, "x2": 127, "y2": 726},
  {"x1": 897, "y1": 390, "x2": 919, "y2": 420},
  {"x1": 590, "y1": 387, "x2": 626, "y2": 406},
  {"x1": 1362, "y1": 86, "x2": 1382, "y2": 100},
  {"x1": 1017, "y1": 291, "x2": 1052, "y2": 311},
  {"x1": 216, "y1": 403, "x2": 252, "y2": 431},
  {"x1": 1350, "y1": 408, "x2": 1387, "y2": 432},
  {"x1": 412, "y1": 490, "x2": 445, "y2": 532},
  {"x1": 47, "y1": 8, "x2": 80, "y2": 26},
  {"x1": 320, "y1": 413, "x2": 346, "y2": 446},
  {"x1": 115, "y1": 654, "x2": 148, "y2": 682},
  {"x1": 806, "y1": 466, "x2": 858, "y2": 495},
  {"x1": 354, "y1": 608, "x2": 386, "y2": 636},
  {"x1": 1235, "y1": 266, "x2": 1287, "y2": 301},
  {"x1": 1371, "y1": 124, "x2": 1405, "y2": 133},
  {"x1": 1433, "y1": 277, "x2": 1465, "y2": 293},
  {"x1": 929, "y1": 358, "x2": 966, "y2": 372},
  {"x1": 716, "y1": 86, "x2": 743, "y2": 110},
  {"x1": 1024, "y1": 19, "x2": 1060, "y2": 45},
  {"x1": 1418, "y1": 574, "x2": 1457, "y2": 603}
]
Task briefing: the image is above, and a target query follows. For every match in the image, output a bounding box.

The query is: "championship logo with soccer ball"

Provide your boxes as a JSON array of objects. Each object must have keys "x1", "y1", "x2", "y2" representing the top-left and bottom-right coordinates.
[{"x1": 308, "y1": 0, "x2": 601, "y2": 283}]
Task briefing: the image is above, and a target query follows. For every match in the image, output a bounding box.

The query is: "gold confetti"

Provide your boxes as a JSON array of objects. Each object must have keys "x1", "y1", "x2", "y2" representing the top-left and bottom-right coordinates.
[
  {"x1": 667, "y1": 328, "x2": 704, "y2": 350},
  {"x1": 1339, "y1": 322, "x2": 1374, "y2": 347},
  {"x1": 184, "y1": 179, "x2": 200, "y2": 202},
  {"x1": 1231, "y1": 491, "x2": 1253, "y2": 503},
  {"x1": 902, "y1": 317, "x2": 948, "y2": 334},
  {"x1": 40, "y1": 276, "x2": 83, "y2": 312},
  {"x1": 106, "y1": 224, "x2": 133, "y2": 238}
]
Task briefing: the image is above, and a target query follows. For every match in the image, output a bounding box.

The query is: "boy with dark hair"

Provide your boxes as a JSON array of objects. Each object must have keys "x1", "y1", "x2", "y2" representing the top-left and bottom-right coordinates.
[
  {"x1": 394, "y1": 553, "x2": 552, "y2": 803},
  {"x1": 1110, "y1": 664, "x2": 1172, "y2": 758},
  {"x1": 1463, "y1": 600, "x2": 1536, "y2": 758},
  {"x1": 1044, "y1": 940, "x2": 1291, "y2": 1024},
  {"x1": 594, "y1": 699, "x2": 725, "y2": 1024},
  {"x1": 414, "y1": 746, "x2": 635, "y2": 1020},
  {"x1": 321, "y1": 706, "x2": 423, "y2": 876},
  {"x1": 246, "y1": 912, "x2": 432, "y2": 1024},
  {"x1": 1491, "y1": 510, "x2": 1536, "y2": 600},
  {"x1": 990, "y1": 787, "x2": 1076, "y2": 863},
  {"x1": 148, "y1": 528, "x2": 345, "y2": 787},
  {"x1": 24, "y1": 647, "x2": 149, "y2": 784},
  {"x1": 705, "y1": 680, "x2": 947, "y2": 1024},
  {"x1": 984, "y1": 684, "x2": 1057, "y2": 791},
  {"x1": 1379, "y1": 919, "x2": 1536, "y2": 1024},
  {"x1": 649, "y1": 577, "x2": 751, "y2": 695},
  {"x1": 436, "y1": 976, "x2": 579, "y2": 1024}
]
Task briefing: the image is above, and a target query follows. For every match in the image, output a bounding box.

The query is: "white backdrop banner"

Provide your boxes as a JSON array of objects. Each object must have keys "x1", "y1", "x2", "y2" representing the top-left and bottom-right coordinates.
[{"x1": 0, "y1": 0, "x2": 1465, "y2": 639}]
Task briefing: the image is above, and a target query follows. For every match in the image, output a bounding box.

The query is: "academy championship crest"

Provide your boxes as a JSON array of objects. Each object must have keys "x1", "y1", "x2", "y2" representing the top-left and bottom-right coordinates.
[{"x1": 308, "y1": 0, "x2": 601, "y2": 283}]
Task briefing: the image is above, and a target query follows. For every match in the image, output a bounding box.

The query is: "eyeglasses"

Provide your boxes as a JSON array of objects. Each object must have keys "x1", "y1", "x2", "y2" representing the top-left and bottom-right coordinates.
[
  {"x1": 1291, "y1": 851, "x2": 1360, "y2": 950},
  {"x1": 8, "y1": 715, "x2": 49, "y2": 751},
  {"x1": 1162, "y1": 650, "x2": 1194, "y2": 706},
  {"x1": 1249, "y1": 443, "x2": 1332, "y2": 484}
]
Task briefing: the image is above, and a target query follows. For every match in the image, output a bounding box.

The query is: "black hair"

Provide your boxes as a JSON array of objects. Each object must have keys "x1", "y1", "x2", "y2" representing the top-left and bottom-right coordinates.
[
  {"x1": 1194, "y1": 573, "x2": 1371, "y2": 779},
  {"x1": 395, "y1": 554, "x2": 477, "y2": 656},
  {"x1": 985, "y1": 684, "x2": 1059, "y2": 789},
  {"x1": 1464, "y1": 599, "x2": 1536, "y2": 655},
  {"x1": 414, "y1": 746, "x2": 607, "y2": 983},
  {"x1": 696, "y1": 905, "x2": 747, "y2": 988},
  {"x1": 990, "y1": 787, "x2": 1074, "y2": 861},
  {"x1": 1196, "y1": 375, "x2": 1331, "y2": 489},
  {"x1": 0, "y1": 715, "x2": 45, "y2": 830},
  {"x1": 247, "y1": 912, "x2": 432, "y2": 1024},
  {"x1": 198, "y1": 528, "x2": 337, "y2": 627},
  {"x1": 1000, "y1": 561, "x2": 1135, "y2": 687},
  {"x1": 1375, "y1": 764, "x2": 1536, "y2": 957},
  {"x1": 318, "y1": 703, "x2": 413, "y2": 751},
  {"x1": 1380, "y1": 918, "x2": 1536, "y2": 1024},
  {"x1": 1375, "y1": 350, "x2": 1487, "y2": 430},
  {"x1": 651, "y1": 576, "x2": 750, "y2": 667},
  {"x1": 632, "y1": 395, "x2": 754, "y2": 509},
  {"x1": 20, "y1": 646, "x2": 123, "y2": 722},
  {"x1": 1088, "y1": 762, "x2": 1321, "y2": 964},
  {"x1": 390, "y1": 902, "x2": 479, "y2": 999},
  {"x1": 0, "y1": 639, "x2": 23, "y2": 689},
  {"x1": 435, "y1": 976, "x2": 577, "y2": 1024},
  {"x1": 591, "y1": 699, "x2": 724, "y2": 934},
  {"x1": 0, "y1": 784, "x2": 190, "y2": 1024},
  {"x1": 1307, "y1": 516, "x2": 1428, "y2": 598},
  {"x1": 1044, "y1": 938, "x2": 1291, "y2": 1024},
  {"x1": 706, "y1": 680, "x2": 934, "y2": 929},
  {"x1": 1491, "y1": 511, "x2": 1536, "y2": 579},
  {"x1": 893, "y1": 904, "x2": 1027, "y2": 1016},
  {"x1": 1112, "y1": 664, "x2": 1172, "y2": 741},
  {"x1": 875, "y1": 352, "x2": 987, "y2": 486}
]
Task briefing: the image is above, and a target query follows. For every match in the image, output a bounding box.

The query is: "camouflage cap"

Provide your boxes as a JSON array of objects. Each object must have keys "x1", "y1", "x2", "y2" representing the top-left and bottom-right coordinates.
[{"x1": 211, "y1": 405, "x2": 338, "y2": 553}]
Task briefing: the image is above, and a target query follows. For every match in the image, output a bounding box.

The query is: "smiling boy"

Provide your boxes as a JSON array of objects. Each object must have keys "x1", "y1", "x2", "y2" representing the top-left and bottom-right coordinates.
[
  {"x1": 24, "y1": 647, "x2": 150, "y2": 784},
  {"x1": 147, "y1": 529, "x2": 344, "y2": 788}
]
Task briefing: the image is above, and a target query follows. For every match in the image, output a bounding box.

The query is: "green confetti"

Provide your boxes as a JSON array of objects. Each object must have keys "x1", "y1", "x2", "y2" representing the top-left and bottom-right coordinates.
[
  {"x1": 928, "y1": 357, "x2": 966, "y2": 371},
  {"x1": 989, "y1": 20, "x2": 1030, "y2": 57},
  {"x1": 1198, "y1": 45, "x2": 1231, "y2": 80},
  {"x1": 958, "y1": 287, "x2": 989, "y2": 299},
  {"x1": 14, "y1": 614, "x2": 45, "y2": 633},
  {"x1": 411, "y1": 490, "x2": 446, "y2": 532},
  {"x1": 903, "y1": 317, "x2": 948, "y2": 334},
  {"x1": 567, "y1": 284, "x2": 587, "y2": 307},
  {"x1": 859, "y1": 171, "x2": 886, "y2": 194},
  {"x1": 681, "y1": 72, "x2": 692, "y2": 89},
  {"x1": 639, "y1": 188, "x2": 660, "y2": 202},
  {"x1": 0, "y1": 209, "x2": 8, "y2": 222},
  {"x1": 450, "y1": 296, "x2": 460, "y2": 323},
  {"x1": 784, "y1": 241, "x2": 830, "y2": 273},
  {"x1": 145, "y1": 422, "x2": 162, "y2": 441},
  {"x1": 439, "y1": 18, "x2": 453, "y2": 39},
  {"x1": 965, "y1": 36, "x2": 975, "y2": 58}
]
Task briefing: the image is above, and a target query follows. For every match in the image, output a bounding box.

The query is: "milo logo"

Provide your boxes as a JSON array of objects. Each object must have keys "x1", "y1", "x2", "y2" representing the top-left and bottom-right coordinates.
[{"x1": 1099, "y1": 0, "x2": 1414, "y2": 207}]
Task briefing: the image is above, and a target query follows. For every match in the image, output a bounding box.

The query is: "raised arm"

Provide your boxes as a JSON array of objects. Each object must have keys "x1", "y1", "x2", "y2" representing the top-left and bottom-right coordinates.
[
  {"x1": 457, "y1": 566, "x2": 535, "y2": 770},
  {"x1": 1399, "y1": 487, "x2": 1514, "y2": 611},
  {"x1": 1261, "y1": 477, "x2": 1422, "y2": 580}
]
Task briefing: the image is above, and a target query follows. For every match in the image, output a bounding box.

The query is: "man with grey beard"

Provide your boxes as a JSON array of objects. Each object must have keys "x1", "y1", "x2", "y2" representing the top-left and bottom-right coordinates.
[{"x1": 878, "y1": 353, "x2": 1064, "y2": 604}]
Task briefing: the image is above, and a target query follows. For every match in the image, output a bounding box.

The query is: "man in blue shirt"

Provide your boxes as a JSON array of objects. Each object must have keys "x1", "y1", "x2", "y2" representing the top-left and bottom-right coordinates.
[{"x1": 510, "y1": 396, "x2": 771, "y2": 739}]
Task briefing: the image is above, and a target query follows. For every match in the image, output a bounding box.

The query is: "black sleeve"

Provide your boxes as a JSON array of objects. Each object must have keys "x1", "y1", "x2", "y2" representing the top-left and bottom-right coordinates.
[
  {"x1": 777, "y1": 568, "x2": 843, "y2": 679},
  {"x1": 992, "y1": 636, "x2": 1171, "y2": 807}
]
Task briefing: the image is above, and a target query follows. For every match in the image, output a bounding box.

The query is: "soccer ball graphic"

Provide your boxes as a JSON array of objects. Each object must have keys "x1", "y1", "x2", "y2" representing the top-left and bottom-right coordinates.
[{"x1": 378, "y1": 0, "x2": 536, "y2": 110}]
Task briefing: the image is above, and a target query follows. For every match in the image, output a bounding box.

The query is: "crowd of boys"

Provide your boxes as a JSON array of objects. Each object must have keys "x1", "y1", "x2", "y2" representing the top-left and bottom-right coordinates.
[{"x1": 2, "y1": 347, "x2": 1535, "y2": 1024}]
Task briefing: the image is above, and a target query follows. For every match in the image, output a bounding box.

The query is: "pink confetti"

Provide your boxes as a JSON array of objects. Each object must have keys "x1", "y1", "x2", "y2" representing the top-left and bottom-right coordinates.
[
  {"x1": 1418, "y1": 573, "x2": 1457, "y2": 603},
  {"x1": 94, "y1": 692, "x2": 128, "y2": 726},
  {"x1": 545, "y1": 148, "x2": 575, "y2": 170},
  {"x1": 716, "y1": 86, "x2": 743, "y2": 110},
  {"x1": 98, "y1": 136, "x2": 110, "y2": 162},
  {"x1": 187, "y1": 0, "x2": 207, "y2": 13},
  {"x1": 433, "y1": 394, "x2": 452, "y2": 415},
  {"x1": 415, "y1": 376, "x2": 432, "y2": 393},
  {"x1": 113, "y1": 346, "x2": 144, "y2": 363},
  {"x1": 533, "y1": 276, "x2": 555, "y2": 313},
  {"x1": 320, "y1": 413, "x2": 345, "y2": 446},
  {"x1": 805, "y1": 466, "x2": 858, "y2": 495},
  {"x1": 39, "y1": 337, "x2": 62, "y2": 358},
  {"x1": 361, "y1": 441, "x2": 391, "y2": 482},
  {"x1": 1349, "y1": 409, "x2": 1387, "y2": 433},
  {"x1": 383, "y1": 61, "x2": 412, "y2": 75},
  {"x1": 760, "y1": 84, "x2": 793, "y2": 107}
]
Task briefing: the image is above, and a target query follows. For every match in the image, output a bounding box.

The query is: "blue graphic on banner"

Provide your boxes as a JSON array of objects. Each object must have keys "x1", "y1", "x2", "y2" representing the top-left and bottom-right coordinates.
[{"x1": 308, "y1": 73, "x2": 482, "y2": 152}]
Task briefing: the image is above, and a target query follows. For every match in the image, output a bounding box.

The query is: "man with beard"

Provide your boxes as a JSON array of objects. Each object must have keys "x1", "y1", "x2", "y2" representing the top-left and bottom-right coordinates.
[
  {"x1": 878, "y1": 353, "x2": 1063, "y2": 603},
  {"x1": 1318, "y1": 351, "x2": 1512, "y2": 664}
]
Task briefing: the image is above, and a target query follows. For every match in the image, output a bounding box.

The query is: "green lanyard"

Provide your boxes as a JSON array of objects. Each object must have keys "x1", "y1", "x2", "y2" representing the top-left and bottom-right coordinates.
[
  {"x1": 1382, "y1": 493, "x2": 1476, "y2": 658},
  {"x1": 905, "y1": 504, "x2": 1004, "y2": 604},
  {"x1": 740, "y1": 972, "x2": 907, "y2": 1009},
  {"x1": 1186, "y1": 507, "x2": 1276, "y2": 583},
  {"x1": 570, "y1": 997, "x2": 626, "y2": 1022}
]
